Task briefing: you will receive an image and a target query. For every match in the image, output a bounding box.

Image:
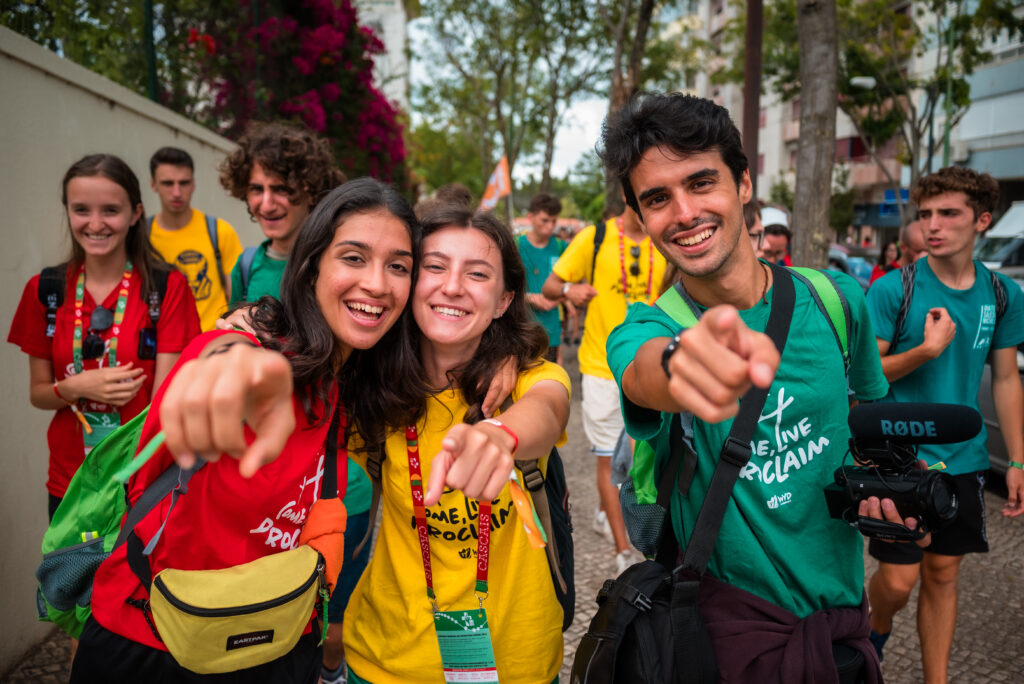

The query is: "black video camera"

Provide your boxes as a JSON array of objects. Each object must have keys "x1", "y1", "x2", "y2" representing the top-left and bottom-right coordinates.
[{"x1": 824, "y1": 403, "x2": 981, "y2": 542}]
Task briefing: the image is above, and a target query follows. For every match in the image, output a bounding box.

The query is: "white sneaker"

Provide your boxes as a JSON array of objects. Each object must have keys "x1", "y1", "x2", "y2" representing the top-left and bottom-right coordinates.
[
  {"x1": 593, "y1": 508, "x2": 613, "y2": 542},
  {"x1": 615, "y1": 549, "x2": 640, "y2": 575}
]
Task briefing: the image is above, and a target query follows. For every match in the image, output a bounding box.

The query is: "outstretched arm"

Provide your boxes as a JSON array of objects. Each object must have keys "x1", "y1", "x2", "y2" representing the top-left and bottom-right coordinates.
[
  {"x1": 425, "y1": 379, "x2": 570, "y2": 505},
  {"x1": 621, "y1": 306, "x2": 779, "y2": 423},
  {"x1": 990, "y1": 346, "x2": 1024, "y2": 516}
]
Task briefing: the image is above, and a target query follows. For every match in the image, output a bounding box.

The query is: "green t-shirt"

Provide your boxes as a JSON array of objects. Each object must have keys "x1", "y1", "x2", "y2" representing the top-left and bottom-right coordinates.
[
  {"x1": 607, "y1": 270, "x2": 888, "y2": 618},
  {"x1": 517, "y1": 234, "x2": 567, "y2": 346},
  {"x1": 867, "y1": 258, "x2": 1024, "y2": 474},
  {"x1": 345, "y1": 458, "x2": 371, "y2": 515},
  {"x1": 229, "y1": 240, "x2": 287, "y2": 305}
]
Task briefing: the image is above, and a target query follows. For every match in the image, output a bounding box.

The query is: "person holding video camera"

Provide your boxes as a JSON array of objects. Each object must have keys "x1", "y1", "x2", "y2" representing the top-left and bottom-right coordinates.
[
  {"x1": 865, "y1": 167, "x2": 1024, "y2": 683},
  {"x1": 599, "y1": 92, "x2": 908, "y2": 682}
]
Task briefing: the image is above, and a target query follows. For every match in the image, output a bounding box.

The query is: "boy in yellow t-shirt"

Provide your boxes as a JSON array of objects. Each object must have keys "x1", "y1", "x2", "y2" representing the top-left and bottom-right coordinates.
[
  {"x1": 149, "y1": 147, "x2": 243, "y2": 330},
  {"x1": 541, "y1": 205, "x2": 665, "y2": 573}
]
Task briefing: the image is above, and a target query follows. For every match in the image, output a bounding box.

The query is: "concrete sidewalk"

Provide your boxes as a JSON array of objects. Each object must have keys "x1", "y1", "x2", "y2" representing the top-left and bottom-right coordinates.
[{"x1": 4, "y1": 346, "x2": 1022, "y2": 682}]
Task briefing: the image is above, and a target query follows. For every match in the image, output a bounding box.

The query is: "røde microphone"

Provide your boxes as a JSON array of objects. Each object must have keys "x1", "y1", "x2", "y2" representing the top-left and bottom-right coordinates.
[{"x1": 848, "y1": 402, "x2": 982, "y2": 445}]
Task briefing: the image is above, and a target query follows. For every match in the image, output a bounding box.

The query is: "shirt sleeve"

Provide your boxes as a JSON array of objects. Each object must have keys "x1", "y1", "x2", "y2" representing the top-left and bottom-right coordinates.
[
  {"x1": 607, "y1": 302, "x2": 678, "y2": 440},
  {"x1": 7, "y1": 275, "x2": 52, "y2": 359},
  {"x1": 156, "y1": 270, "x2": 202, "y2": 353},
  {"x1": 865, "y1": 269, "x2": 902, "y2": 345},
  {"x1": 993, "y1": 272, "x2": 1024, "y2": 350},
  {"x1": 552, "y1": 226, "x2": 596, "y2": 284},
  {"x1": 838, "y1": 272, "x2": 889, "y2": 401}
]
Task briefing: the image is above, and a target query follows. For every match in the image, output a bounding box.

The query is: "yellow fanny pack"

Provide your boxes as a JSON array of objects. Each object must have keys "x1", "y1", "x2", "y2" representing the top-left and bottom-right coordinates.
[{"x1": 149, "y1": 545, "x2": 326, "y2": 675}]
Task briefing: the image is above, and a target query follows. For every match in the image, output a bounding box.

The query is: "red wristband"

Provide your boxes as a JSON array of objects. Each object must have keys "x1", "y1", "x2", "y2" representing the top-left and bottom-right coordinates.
[
  {"x1": 53, "y1": 380, "x2": 70, "y2": 404},
  {"x1": 481, "y1": 418, "x2": 519, "y2": 455}
]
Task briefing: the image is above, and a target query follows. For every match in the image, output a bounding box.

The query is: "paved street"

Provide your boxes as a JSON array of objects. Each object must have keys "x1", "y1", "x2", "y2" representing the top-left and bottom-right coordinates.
[{"x1": 4, "y1": 346, "x2": 1023, "y2": 682}]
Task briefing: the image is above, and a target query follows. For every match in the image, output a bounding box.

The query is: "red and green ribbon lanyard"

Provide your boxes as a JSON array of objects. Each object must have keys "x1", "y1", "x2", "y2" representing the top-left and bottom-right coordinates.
[
  {"x1": 618, "y1": 224, "x2": 654, "y2": 304},
  {"x1": 407, "y1": 424, "x2": 491, "y2": 612},
  {"x1": 72, "y1": 261, "x2": 133, "y2": 374}
]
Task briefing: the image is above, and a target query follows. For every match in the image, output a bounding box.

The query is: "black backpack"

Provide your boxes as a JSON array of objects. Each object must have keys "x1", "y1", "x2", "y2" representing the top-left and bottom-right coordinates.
[{"x1": 38, "y1": 265, "x2": 169, "y2": 342}]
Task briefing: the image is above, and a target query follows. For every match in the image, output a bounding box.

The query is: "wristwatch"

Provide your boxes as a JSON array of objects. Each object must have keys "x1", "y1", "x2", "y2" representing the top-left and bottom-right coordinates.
[
  {"x1": 561, "y1": 282, "x2": 571, "y2": 296},
  {"x1": 661, "y1": 331, "x2": 683, "y2": 378}
]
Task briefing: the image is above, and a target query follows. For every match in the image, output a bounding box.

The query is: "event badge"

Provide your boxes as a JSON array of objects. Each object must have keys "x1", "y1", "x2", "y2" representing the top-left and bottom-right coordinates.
[
  {"x1": 434, "y1": 608, "x2": 499, "y2": 683},
  {"x1": 83, "y1": 412, "x2": 120, "y2": 451}
]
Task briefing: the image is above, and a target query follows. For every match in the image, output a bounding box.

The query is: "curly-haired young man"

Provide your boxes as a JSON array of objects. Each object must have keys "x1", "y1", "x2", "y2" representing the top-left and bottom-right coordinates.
[
  {"x1": 865, "y1": 166, "x2": 1024, "y2": 683},
  {"x1": 220, "y1": 122, "x2": 346, "y2": 304}
]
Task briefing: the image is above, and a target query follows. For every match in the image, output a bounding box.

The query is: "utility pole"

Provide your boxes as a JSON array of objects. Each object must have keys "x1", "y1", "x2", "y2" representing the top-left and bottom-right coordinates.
[{"x1": 742, "y1": 0, "x2": 764, "y2": 197}]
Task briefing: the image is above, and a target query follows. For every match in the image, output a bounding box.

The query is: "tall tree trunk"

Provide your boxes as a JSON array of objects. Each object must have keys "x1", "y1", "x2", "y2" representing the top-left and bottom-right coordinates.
[
  {"x1": 742, "y1": 0, "x2": 763, "y2": 197},
  {"x1": 792, "y1": 0, "x2": 837, "y2": 268}
]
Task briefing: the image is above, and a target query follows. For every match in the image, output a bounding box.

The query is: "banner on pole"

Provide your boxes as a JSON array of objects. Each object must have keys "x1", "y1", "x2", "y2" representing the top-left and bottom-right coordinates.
[{"x1": 479, "y1": 156, "x2": 511, "y2": 211}]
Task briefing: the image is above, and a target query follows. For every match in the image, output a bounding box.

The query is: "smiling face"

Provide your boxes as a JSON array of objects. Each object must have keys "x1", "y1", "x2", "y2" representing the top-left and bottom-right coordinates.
[
  {"x1": 919, "y1": 191, "x2": 991, "y2": 260},
  {"x1": 150, "y1": 164, "x2": 195, "y2": 217},
  {"x1": 247, "y1": 162, "x2": 312, "y2": 254},
  {"x1": 66, "y1": 175, "x2": 143, "y2": 262},
  {"x1": 413, "y1": 226, "x2": 513, "y2": 358},
  {"x1": 629, "y1": 146, "x2": 752, "y2": 279},
  {"x1": 315, "y1": 209, "x2": 414, "y2": 363}
]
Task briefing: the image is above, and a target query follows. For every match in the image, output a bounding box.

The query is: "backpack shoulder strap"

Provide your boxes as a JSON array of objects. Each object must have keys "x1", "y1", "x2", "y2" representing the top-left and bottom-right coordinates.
[
  {"x1": 590, "y1": 220, "x2": 607, "y2": 285},
  {"x1": 238, "y1": 246, "x2": 259, "y2": 302},
  {"x1": 146, "y1": 269, "x2": 171, "y2": 328},
  {"x1": 654, "y1": 281, "x2": 701, "y2": 329},
  {"x1": 38, "y1": 265, "x2": 67, "y2": 338},
  {"x1": 889, "y1": 261, "x2": 917, "y2": 351},
  {"x1": 788, "y1": 266, "x2": 850, "y2": 368},
  {"x1": 204, "y1": 213, "x2": 227, "y2": 295},
  {"x1": 352, "y1": 445, "x2": 385, "y2": 557}
]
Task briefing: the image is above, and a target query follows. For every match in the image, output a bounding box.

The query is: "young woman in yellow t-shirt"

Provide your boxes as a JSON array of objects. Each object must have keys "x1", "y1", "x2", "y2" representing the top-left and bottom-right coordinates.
[{"x1": 343, "y1": 207, "x2": 572, "y2": 684}]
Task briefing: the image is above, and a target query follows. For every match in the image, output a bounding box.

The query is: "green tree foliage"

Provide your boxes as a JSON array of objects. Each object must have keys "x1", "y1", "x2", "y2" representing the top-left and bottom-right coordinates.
[
  {"x1": 2, "y1": 1, "x2": 407, "y2": 183},
  {"x1": 722, "y1": 0, "x2": 1024, "y2": 217}
]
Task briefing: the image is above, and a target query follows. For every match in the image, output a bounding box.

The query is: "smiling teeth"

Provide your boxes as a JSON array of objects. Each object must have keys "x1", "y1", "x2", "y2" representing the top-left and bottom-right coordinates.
[
  {"x1": 433, "y1": 306, "x2": 467, "y2": 317},
  {"x1": 348, "y1": 302, "x2": 383, "y2": 314},
  {"x1": 678, "y1": 228, "x2": 713, "y2": 246}
]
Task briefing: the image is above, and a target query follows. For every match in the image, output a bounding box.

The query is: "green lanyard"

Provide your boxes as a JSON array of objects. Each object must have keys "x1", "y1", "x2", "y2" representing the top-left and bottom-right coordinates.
[{"x1": 72, "y1": 261, "x2": 133, "y2": 374}]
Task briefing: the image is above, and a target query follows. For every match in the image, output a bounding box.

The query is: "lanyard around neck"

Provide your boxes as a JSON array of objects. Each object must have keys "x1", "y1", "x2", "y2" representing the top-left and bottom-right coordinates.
[
  {"x1": 73, "y1": 261, "x2": 133, "y2": 374},
  {"x1": 618, "y1": 223, "x2": 654, "y2": 304},
  {"x1": 406, "y1": 424, "x2": 491, "y2": 611}
]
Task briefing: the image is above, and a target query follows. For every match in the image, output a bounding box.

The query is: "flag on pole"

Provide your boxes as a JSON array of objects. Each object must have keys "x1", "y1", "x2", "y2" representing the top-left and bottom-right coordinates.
[{"x1": 479, "y1": 156, "x2": 511, "y2": 211}]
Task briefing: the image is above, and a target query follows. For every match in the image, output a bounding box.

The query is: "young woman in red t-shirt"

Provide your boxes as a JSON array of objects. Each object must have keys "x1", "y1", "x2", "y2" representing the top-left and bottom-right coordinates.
[
  {"x1": 8, "y1": 154, "x2": 200, "y2": 519},
  {"x1": 71, "y1": 177, "x2": 426, "y2": 683}
]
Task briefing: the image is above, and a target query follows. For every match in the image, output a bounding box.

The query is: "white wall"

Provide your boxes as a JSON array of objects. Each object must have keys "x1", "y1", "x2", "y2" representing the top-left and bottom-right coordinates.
[{"x1": 0, "y1": 27, "x2": 261, "y2": 672}]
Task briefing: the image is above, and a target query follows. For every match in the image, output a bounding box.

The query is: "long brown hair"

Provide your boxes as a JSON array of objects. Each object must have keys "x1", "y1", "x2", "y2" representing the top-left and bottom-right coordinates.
[
  {"x1": 60, "y1": 153, "x2": 169, "y2": 299},
  {"x1": 416, "y1": 208, "x2": 548, "y2": 424},
  {"x1": 250, "y1": 177, "x2": 426, "y2": 444}
]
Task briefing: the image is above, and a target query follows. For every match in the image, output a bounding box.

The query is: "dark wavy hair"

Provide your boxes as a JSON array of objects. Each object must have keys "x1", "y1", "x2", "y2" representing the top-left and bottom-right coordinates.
[
  {"x1": 600, "y1": 92, "x2": 748, "y2": 218},
  {"x1": 219, "y1": 121, "x2": 347, "y2": 213},
  {"x1": 60, "y1": 153, "x2": 170, "y2": 299},
  {"x1": 911, "y1": 166, "x2": 999, "y2": 219},
  {"x1": 251, "y1": 177, "x2": 425, "y2": 444},
  {"x1": 416, "y1": 207, "x2": 548, "y2": 424}
]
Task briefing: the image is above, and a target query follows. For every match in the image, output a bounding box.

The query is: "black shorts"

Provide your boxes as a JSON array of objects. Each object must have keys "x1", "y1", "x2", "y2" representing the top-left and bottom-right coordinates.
[
  {"x1": 70, "y1": 617, "x2": 321, "y2": 683},
  {"x1": 868, "y1": 470, "x2": 988, "y2": 564}
]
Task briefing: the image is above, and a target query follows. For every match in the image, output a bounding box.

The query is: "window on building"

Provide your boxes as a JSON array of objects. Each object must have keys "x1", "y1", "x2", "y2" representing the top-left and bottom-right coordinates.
[
  {"x1": 759, "y1": 107, "x2": 766, "y2": 128},
  {"x1": 791, "y1": 99, "x2": 800, "y2": 121},
  {"x1": 789, "y1": 149, "x2": 797, "y2": 170},
  {"x1": 758, "y1": 154, "x2": 765, "y2": 176}
]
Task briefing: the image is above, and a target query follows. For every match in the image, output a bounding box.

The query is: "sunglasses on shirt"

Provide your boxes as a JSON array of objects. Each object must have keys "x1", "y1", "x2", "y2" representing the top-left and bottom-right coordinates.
[
  {"x1": 629, "y1": 245, "x2": 640, "y2": 277},
  {"x1": 83, "y1": 306, "x2": 113, "y2": 359}
]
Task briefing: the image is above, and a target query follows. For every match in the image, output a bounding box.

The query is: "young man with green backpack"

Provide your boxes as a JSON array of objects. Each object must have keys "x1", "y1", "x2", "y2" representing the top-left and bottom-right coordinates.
[{"x1": 593, "y1": 92, "x2": 915, "y2": 682}]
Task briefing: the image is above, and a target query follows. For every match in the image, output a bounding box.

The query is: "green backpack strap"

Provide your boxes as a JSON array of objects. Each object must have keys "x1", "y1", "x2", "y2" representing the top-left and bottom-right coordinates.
[
  {"x1": 653, "y1": 281, "x2": 700, "y2": 328},
  {"x1": 788, "y1": 266, "x2": 851, "y2": 370}
]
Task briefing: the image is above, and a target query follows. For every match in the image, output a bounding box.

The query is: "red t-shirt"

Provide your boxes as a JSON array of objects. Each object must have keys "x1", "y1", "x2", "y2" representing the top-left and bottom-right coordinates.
[
  {"x1": 7, "y1": 266, "x2": 201, "y2": 497},
  {"x1": 91, "y1": 331, "x2": 348, "y2": 651}
]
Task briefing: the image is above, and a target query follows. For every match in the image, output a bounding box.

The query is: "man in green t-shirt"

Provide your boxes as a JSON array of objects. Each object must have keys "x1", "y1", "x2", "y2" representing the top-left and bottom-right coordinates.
[
  {"x1": 218, "y1": 121, "x2": 346, "y2": 305},
  {"x1": 865, "y1": 167, "x2": 1024, "y2": 682},
  {"x1": 517, "y1": 193, "x2": 569, "y2": 363},
  {"x1": 600, "y1": 92, "x2": 913, "y2": 679}
]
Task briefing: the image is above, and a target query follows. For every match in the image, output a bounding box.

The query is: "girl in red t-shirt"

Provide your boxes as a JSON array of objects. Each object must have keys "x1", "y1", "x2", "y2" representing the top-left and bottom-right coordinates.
[
  {"x1": 72, "y1": 177, "x2": 426, "y2": 683},
  {"x1": 7, "y1": 154, "x2": 200, "y2": 518}
]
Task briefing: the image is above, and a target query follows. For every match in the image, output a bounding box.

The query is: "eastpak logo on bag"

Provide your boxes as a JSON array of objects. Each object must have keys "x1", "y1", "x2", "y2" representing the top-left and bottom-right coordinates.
[{"x1": 226, "y1": 630, "x2": 274, "y2": 650}]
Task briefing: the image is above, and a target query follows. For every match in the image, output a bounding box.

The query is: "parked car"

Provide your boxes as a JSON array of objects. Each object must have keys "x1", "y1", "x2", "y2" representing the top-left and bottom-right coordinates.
[
  {"x1": 826, "y1": 244, "x2": 871, "y2": 291},
  {"x1": 974, "y1": 201, "x2": 1024, "y2": 269},
  {"x1": 977, "y1": 271, "x2": 1024, "y2": 476}
]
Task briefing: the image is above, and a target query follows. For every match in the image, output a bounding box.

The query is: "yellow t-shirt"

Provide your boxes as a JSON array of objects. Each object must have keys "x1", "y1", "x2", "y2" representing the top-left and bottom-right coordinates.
[
  {"x1": 149, "y1": 209, "x2": 243, "y2": 331},
  {"x1": 344, "y1": 361, "x2": 570, "y2": 684},
  {"x1": 553, "y1": 217, "x2": 666, "y2": 379}
]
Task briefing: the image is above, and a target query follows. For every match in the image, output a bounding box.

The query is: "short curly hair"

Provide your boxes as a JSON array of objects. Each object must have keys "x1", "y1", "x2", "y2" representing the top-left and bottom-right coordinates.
[
  {"x1": 911, "y1": 166, "x2": 999, "y2": 219},
  {"x1": 219, "y1": 121, "x2": 346, "y2": 211}
]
